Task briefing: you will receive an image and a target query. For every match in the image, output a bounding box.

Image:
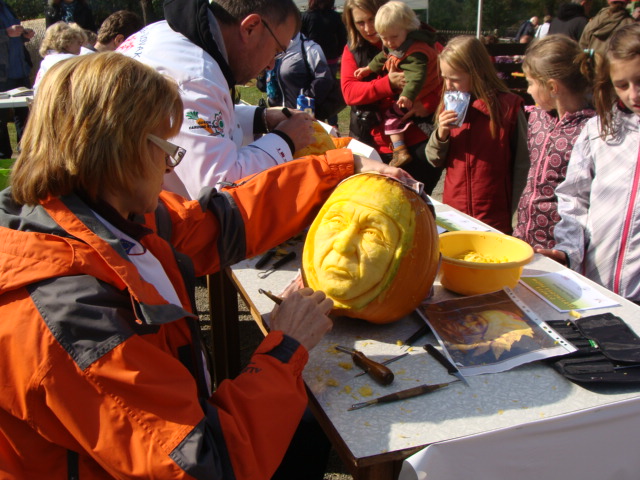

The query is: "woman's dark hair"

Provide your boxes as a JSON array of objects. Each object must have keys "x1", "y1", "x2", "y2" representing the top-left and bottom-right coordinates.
[{"x1": 308, "y1": 0, "x2": 335, "y2": 10}]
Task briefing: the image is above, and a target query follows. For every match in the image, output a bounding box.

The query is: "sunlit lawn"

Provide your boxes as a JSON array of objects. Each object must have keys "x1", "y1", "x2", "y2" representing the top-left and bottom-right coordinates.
[{"x1": 237, "y1": 82, "x2": 351, "y2": 136}]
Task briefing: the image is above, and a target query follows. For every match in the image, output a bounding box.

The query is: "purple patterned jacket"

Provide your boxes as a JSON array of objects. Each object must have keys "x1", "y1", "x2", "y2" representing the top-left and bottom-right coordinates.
[{"x1": 513, "y1": 106, "x2": 595, "y2": 248}]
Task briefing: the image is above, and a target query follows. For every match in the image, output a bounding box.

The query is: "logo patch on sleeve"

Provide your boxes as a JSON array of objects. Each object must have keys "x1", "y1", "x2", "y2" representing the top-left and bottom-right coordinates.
[{"x1": 186, "y1": 110, "x2": 225, "y2": 137}]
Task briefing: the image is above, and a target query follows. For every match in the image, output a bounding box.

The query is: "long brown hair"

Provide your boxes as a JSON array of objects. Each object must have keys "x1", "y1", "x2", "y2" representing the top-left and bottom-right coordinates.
[
  {"x1": 593, "y1": 23, "x2": 640, "y2": 138},
  {"x1": 523, "y1": 34, "x2": 599, "y2": 98},
  {"x1": 342, "y1": 0, "x2": 388, "y2": 50},
  {"x1": 436, "y1": 35, "x2": 511, "y2": 138}
]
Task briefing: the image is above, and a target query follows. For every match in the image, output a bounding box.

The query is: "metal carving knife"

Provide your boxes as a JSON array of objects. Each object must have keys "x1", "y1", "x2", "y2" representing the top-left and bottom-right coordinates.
[
  {"x1": 424, "y1": 343, "x2": 470, "y2": 387},
  {"x1": 348, "y1": 381, "x2": 457, "y2": 411}
]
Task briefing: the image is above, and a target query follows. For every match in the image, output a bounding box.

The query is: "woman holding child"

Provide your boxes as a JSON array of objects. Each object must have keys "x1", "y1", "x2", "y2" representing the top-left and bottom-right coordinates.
[{"x1": 341, "y1": 0, "x2": 443, "y2": 194}]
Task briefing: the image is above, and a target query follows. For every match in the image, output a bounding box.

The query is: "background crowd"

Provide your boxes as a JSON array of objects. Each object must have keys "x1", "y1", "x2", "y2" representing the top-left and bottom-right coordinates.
[{"x1": 0, "y1": 0, "x2": 639, "y2": 479}]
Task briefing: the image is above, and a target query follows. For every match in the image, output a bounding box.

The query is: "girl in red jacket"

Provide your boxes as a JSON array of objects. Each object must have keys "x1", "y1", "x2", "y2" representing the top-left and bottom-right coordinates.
[{"x1": 426, "y1": 35, "x2": 528, "y2": 234}]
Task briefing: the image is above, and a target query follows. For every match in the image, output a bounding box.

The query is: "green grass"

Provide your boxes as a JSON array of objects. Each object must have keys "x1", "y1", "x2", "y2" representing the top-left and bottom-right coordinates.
[{"x1": 237, "y1": 83, "x2": 352, "y2": 136}]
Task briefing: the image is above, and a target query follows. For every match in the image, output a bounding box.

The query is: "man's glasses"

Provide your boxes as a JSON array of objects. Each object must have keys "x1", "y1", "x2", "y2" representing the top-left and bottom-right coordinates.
[
  {"x1": 147, "y1": 133, "x2": 186, "y2": 168},
  {"x1": 261, "y1": 19, "x2": 288, "y2": 61}
]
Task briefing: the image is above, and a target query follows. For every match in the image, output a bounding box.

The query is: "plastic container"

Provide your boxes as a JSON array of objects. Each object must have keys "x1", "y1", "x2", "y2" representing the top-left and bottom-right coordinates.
[
  {"x1": 0, "y1": 159, "x2": 14, "y2": 190},
  {"x1": 438, "y1": 231, "x2": 534, "y2": 296},
  {"x1": 296, "y1": 94, "x2": 315, "y2": 116}
]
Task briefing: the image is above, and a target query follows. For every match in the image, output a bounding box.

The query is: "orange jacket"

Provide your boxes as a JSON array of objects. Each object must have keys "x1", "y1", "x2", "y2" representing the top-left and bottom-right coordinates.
[{"x1": 0, "y1": 149, "x2": 354, "y2": 480}]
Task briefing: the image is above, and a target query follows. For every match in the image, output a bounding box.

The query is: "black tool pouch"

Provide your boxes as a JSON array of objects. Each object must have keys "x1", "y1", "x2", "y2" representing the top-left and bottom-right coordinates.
[{"x1": 547, "y1": 313, "x2": 640, "y2": 384}]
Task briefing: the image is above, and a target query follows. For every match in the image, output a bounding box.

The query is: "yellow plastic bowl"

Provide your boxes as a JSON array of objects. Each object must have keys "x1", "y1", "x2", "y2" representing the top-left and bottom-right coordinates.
[{"x1": 439, "y1": 231, "x2": 534, "y2": 296}]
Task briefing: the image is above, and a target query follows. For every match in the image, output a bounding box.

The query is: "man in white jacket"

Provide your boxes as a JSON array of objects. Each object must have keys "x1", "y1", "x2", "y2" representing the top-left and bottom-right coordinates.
[{"x1": 119, "y1": 0, "x2": 316, "y2": 199}]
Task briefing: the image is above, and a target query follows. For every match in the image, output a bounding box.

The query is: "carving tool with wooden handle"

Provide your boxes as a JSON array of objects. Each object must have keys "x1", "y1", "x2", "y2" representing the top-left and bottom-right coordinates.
[
  {"x1": 335, "y1": 345, "x2": 395, "y2": 386},
  {"x1": 354, "y1": 352, "x2": 409, "y2": 378},
  {"x1": 348, "y1": 381, "x2": 457, "y2": 411},
  {"x1": 424, "y1": 343, "x2": 470, "y2": 387}
]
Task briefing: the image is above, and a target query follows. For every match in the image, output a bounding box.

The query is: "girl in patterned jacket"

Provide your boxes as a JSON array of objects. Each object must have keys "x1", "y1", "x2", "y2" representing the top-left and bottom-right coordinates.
[
  {"x1": 537, "y1": 24, "x2": 640, "y2": 302},
  {"x1": 513, "y1": 35, "x2": 597, "y2": 249}
]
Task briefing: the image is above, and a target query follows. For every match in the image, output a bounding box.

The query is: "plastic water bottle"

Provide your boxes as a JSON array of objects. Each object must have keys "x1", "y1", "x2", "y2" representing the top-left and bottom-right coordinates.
[{"x1": 296, "y1": 94, "x2": 315, "y2": 116}]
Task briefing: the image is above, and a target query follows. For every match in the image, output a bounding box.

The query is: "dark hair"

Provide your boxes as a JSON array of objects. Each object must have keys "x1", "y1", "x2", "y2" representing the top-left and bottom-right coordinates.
[
  {"x1": 213, "y1": 0, "x2": 301, "y2": 30},
  {"x1": 308, "y1": 0, "x2": 335, "y2": 10},
  {"x1": 97, "y1": 10, "x2": 143, "y2": 44},
  {"x1": 593, "y1": 23, "x2": 640, "y2": 137}
]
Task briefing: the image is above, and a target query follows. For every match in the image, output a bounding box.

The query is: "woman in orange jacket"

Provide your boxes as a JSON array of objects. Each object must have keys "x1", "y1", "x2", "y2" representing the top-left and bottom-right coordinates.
[{"x1": 0, "y1": 52, "x2": 403, "y2": 480}]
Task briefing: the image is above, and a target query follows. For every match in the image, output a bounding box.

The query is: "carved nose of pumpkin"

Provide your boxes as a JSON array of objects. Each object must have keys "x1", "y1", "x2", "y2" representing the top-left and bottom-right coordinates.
[{"x1": 332, "y1": 225, "x2": 358, "y2": 254}]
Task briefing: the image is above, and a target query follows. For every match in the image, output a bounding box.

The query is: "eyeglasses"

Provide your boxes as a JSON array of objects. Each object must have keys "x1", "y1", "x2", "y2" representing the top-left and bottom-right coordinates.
[
  {"x1": 147, "y1": 133, "x2": 186, "y2": 168},
  {"x1": 261, "y1": 19, "x2": 288, "y2": 61}
]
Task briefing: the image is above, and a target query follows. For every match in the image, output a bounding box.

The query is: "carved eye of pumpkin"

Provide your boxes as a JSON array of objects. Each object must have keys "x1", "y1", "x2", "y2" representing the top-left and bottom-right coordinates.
[{"x1": 302, "y1": 173, "x2": 440, "y2": 324}]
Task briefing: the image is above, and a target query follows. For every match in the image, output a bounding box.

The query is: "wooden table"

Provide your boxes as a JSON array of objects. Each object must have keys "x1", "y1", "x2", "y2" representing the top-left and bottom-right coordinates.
[{"x1": 215, "y1": 202, "x2": 640, "y2": 480}]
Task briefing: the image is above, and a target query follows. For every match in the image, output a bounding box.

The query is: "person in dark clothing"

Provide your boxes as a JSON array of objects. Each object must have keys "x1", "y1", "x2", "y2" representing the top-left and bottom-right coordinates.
[
  {"x1": 548, "y1": 0, "x2": 590, "y2": 41},
  {"x1": 514, "y1": 16, "x2": 539, "y2": 43},
  {"x1": 301, "y1": 0, "x2": 347, "y2": 126},
  {"x1": 45, "y1": 0, "x2": 96, "y2": 32},
  {"x1": 0, "y1": 0, "x2": 34, "y2": 159}
]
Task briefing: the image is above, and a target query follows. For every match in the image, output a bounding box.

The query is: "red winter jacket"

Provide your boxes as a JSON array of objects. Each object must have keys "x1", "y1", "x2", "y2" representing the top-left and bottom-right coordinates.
[{"x1": 427, "y1": 92, "x2": 524, "y2": 233}]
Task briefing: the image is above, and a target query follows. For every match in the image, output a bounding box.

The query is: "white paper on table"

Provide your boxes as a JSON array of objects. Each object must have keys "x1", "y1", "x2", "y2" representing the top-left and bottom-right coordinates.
[
  {"x1": 520, "y1": 270, "x2": 620, "y2": 312},
  {"x1": 436, "y1": 210, "x2": 492, "y2": 232}
]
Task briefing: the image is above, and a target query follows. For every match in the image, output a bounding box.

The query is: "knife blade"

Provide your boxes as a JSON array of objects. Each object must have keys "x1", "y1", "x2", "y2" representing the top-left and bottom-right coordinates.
[
  {"x1": 424, "y1": 343, "x2": 470, "y2": 387},
  {"x1": 335, "y1": 345, "x2": 395, "y2": 385},
  {"x1": 348, "y1": 381, "x2": 457, "y2": 411}
]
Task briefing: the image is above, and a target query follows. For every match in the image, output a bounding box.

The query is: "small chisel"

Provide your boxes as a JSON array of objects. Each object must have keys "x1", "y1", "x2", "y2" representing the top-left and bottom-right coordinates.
[
  {"x1": 424, "y1": 343, "x2": 470, "y2": 387},
  {"x1": 348, "y1": 381, "x2": 457, "y2": 411},
  {"x1": 335, "y1": 345, "x2": 395, "y2": 386}
]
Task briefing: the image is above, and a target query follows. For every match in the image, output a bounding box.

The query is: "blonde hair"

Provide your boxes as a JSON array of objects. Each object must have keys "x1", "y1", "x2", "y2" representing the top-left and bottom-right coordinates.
[
  {"x1": 39, "y1": 22, "x2": 88, "y2": 56},
  {"x1": 11, "y1": 53, "x2": 183, "y2": 206},
  {"x1": 593, "y1": 23, "x2": 640, "y2": 137},
  {"x1": 374, "y1": 1, "x2": 419, "y2": 35},
  {"x1": 436, "y1": 35, "x2": 511, "y2": 137},
  {"x1": 343, "y1": 0, "x2": 388, "y2": 49},
  {"x1": 523, "y1": 34, "x2": 598, "y2": 96}
]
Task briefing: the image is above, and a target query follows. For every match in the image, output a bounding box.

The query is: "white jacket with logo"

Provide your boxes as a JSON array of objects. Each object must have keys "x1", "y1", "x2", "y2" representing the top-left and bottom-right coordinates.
[
  {"x1": 554, "y1": 109, "x2": 640, "y2": 301},
  {"x1": 119, "y1": 19, "x2": 292, "y2": 199}
]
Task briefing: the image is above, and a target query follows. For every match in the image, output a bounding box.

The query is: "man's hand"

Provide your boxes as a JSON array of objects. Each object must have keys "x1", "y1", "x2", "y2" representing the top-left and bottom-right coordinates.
[
  {"x1": 270, "y1": 288, "x2": 333, "y2": 352},
  {"x1": 267, "y1": 108, "x2": 315, "y2": 153},
  {"x1": 6, "y1": 25, "x2": 24, "y2": 38},
  {"x1": 534, "y1": 248, "x2": 568, "y2": 266}
]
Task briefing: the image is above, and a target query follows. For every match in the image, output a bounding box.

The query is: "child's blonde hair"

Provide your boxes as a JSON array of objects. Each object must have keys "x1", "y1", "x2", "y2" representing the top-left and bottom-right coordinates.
[
  {"x1": 436, "y1": 35, "x2": 511, "y2": 137},
  {"x1": 39, "y1": 22, "x2": 87, "y2": 56},
  {"x1": 523, "y1": 35, "x2": 598, "y2": 97},
  {"x1": 374, "y1": 1, "x2": 420, "y2": 35},
  {"x1": 593, "y1": 23, "x2": 640, "y2": 137}
]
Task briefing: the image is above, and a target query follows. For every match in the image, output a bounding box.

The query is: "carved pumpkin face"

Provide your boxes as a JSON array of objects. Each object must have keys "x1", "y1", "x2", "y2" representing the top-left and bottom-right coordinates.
[{"x1": 302, "y1": 173, "x2": 440, "y2": 324}]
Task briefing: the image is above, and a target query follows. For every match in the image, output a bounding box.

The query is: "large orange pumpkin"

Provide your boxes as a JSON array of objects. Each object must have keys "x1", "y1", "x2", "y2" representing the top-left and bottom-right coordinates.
[
  {"x1": 302, "y1": 173, "x2": 440, "y2": 324},
  {"x1": 293, "y1": 121, "x2": 337, "y2": 158}
]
